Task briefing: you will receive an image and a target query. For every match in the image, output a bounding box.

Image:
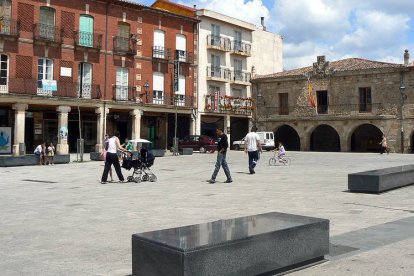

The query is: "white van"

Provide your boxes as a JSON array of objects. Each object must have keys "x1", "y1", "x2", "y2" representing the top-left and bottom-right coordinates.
[
  {"x1": 257, "y1": 131, "x2": 275, "y2": 151},
  {"x1": 232, "y1": 131, "x2": 275, "y2": 151}
]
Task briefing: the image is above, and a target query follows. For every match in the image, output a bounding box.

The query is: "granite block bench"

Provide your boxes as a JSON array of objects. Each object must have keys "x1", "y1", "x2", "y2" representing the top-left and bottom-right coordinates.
[
  {"x1": 348, "y1": 164, "x2": 414, "y2": 193},
  {"x1": 132, "y1": 212, "x2": 329, "y2": 276},
  {"x1": 0, "y1": 154, "x2": 70, "y2": 167},
  {"x1": 179, "y1": 148, "x2": 193, "y2": 155}
]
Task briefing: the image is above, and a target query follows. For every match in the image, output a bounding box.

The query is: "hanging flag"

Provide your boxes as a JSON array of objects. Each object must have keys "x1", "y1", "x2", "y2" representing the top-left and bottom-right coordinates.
[{"x1": 307, "y1": 78, "x2": 317, "y2": 108}]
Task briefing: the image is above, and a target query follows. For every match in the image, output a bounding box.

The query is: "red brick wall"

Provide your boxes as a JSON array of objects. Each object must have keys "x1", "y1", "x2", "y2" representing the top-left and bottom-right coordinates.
[{"x1": 9, "y1": 0, "x2": 196, "y2": 103}]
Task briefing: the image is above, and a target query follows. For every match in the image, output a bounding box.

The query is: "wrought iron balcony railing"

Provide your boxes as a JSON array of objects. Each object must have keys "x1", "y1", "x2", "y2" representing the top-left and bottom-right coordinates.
[
  {"x1": 175, "y1": 50, "x2": 193, "y2": 63},
  {"x1": 112, "y1": 85, "x2": 136, "y2": 101},
  {"x1": 140, "y1": 93, "x2": 194, "y2": 107},
  {"x1": 33, "y1": 23, "x2": 62, "y2": 44},
  {"x1": 207, "y1": 34, "x2": 231, "y2": 51},
  {"x1": 74, "y1": 31, "x2": 102, "y2": 50},
  {"x1": 204, "y1": 93, "x2": 253, "y2": 115},
  {"x1": 152, "y1": 46, "x2": 171, "y2": 60},
  {"x1": 232, "y1": 70, "x2": 251, "y2": 83},
  {"x1": 206, "y1": 66, "x2": 231, "y2": 81},
  {"x1": 260, "y1": 103, "x2": 398, "y2": 118},
  {"x1": 0, "y1": 19, "x2": 20, "y2": 39},
  {"x1": 113, "y1": 36, "x2": 136, "y2": 55},
  {"x1": 6, "y1": 78, "x2": 100, "y2": 99},
  {"x1": 230, "y1": 40, "x2": 251, "y2": 56}
]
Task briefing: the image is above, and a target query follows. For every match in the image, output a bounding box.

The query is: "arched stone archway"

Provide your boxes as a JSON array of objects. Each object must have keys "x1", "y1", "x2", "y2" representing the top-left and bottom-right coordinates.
[
  {"x1": 310, "y1": 124, "x2": 340, "y2": 152},
  {"x1": 274, "y1": 125, "x2": 300, "y2": 151},
  {"x1": 351, "y1": 124, "x2": 382, "y2": 152}
]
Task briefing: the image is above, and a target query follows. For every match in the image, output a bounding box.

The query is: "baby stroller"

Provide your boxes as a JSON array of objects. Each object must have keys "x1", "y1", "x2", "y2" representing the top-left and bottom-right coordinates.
[{"x1": 122, "y1": 148, "x2": 157, "y2": 183}]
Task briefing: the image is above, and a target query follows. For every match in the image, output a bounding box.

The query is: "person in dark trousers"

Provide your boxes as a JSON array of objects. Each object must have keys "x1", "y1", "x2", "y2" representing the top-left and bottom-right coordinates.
[
  {"x1": 101, "y1": 131, "x2": 128, "y2": 184},
  {"x1": 244, "y1": 126, "x2": 262, "y2": 174},
  {"x1": 207, "y1": 128, "x2": 233, "y2": 184}
]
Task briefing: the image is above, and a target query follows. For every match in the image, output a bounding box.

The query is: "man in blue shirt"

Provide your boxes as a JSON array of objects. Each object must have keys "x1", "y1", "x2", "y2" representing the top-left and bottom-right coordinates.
[{"x1": 207, "y1": 128, "x2": 233, "y2": 184}]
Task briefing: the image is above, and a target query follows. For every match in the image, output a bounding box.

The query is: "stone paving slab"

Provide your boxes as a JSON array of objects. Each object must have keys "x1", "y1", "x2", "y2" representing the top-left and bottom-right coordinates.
[{"x1": 0, "y1": 151, "x2": 414, "y2": 275}]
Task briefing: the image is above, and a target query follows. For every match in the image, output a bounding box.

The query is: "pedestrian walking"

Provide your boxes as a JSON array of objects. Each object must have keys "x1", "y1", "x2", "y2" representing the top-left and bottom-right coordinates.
[
  {"x1": 379, "y1": 135, "x2": 390, "y2": 154},
  {"x1": 101, "y1": 131, "x2": 127, "y2": 184},
  {"x1": 207, "y1": 128, "x2": 233, "y2": 184},
  {"x1": 101, "y1": 134, "x2": 113, "y2": 182},
  {"x1": 244, "y1": 126, "x2": 262, "y2": 174},
  {"x1": 46, "y1": 142, "x2": 55, "y2": 165}
]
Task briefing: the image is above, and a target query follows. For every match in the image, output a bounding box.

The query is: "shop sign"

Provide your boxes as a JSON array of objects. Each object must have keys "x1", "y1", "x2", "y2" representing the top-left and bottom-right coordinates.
[
  {"x1": 0, "y1": 127, "x2": 11, "y2": 154},
  {"x1": 60, "y1": 67, "x2": 72, "y2": 77},
  {"x1": 42, "y1": 80, "x2": 57, "y2": 91}
]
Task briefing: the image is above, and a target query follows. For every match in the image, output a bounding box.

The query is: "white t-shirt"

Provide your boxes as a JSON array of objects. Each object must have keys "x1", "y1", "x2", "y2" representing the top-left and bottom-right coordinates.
[
  {"x1": 107, "y1": 137, "x2": 118, "y2": 153},
  {"x1": 245, "y1": 132, "x2": 260, "y2": 151}
]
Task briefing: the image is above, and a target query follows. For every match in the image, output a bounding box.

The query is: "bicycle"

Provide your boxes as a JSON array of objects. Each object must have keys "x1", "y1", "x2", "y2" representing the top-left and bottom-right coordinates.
[{"x1": 268, "y1": 152, "x2": 291, "y2": 166}]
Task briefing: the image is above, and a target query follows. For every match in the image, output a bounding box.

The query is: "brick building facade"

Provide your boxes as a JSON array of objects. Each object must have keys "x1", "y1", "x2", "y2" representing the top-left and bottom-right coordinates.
[
  {"x1": 0, "y1": 0, "x2": 197, "y2": 155},
  {"x1": 251, "y1": 55, "x2": 414, "y2": 153}
]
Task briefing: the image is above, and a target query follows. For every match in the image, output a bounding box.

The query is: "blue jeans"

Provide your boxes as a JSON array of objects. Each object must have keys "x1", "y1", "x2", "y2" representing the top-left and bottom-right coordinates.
[
  {"x1": 211, "y1": 152, "x2": 232, "y2": 181},
  {"x1": 248, "y1": 151, "x2": 259, "y2": 173}
]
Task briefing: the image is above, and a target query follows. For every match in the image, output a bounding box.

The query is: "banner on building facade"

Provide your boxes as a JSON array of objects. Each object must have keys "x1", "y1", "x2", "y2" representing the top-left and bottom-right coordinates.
[
  {"x1": 174, "y1": 60, "x2": 179, "y2": 92},
  {"x1": 0, "y1": 127, "x2": 12, "y2": 154},
  {"x1": 42, "y1": 80, "x2": 58, "y2": 91}
]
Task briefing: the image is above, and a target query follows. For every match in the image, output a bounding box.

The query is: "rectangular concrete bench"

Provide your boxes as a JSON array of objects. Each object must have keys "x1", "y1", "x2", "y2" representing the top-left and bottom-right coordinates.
[
  {"x1": 179, "y1": 148, "x2": 193, "y2": 155},
  {"x1": 348, "y1": 165, "x2": 414, "y2": 193},
  {"x1": 132, "y1": 212, "x2": 329, "y2": 276},
  {"x1": 0, "y1": 154, "x2": 70, "y2": 167}
]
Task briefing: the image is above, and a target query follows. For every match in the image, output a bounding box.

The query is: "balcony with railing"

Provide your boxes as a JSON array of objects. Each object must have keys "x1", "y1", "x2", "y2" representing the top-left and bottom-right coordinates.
[
  {"x1": 113, "y1": 36, "x2": 136, "y2": 55},
  {"x1": 205, "y1": 93, "x2": 253, "y2": 115},
  {"x1": 140, "y1": 93, "x2": 194, "y2": 107},
  {"x1": 152, "y1": 46, "x2": 171, "y2": 61},
  {"x1": 175, "y1": 50, "x2": 193, "y2": 64},
  {"x1": 207, "y1": 34, "x2": 231, "y2": 51},
  {"x1": 74, "y1": 31, "x2": 102, "y2": 51},
  {"x1": 33, "y1": 23, "x2": 62, "y2": 45},
  {"x1": 230, "y1": 41, "x2": 251, "y2": 56},
  {"x1": 231, "y1": 70, "x2": 251, "y2": 84},
  {"x1": 6, "y1": 78, "x2": 100, "y2": 99},
  {"x1": 0, "y1": 19, "x2": 20, "y2": 40},
  {"x1": 112, "y1": 85, "x2": 136, "y2": 101},
  {"x1": 261, "y1": 103, "x2": 398, "y2": 119},
  {"x1": 206, "y1": 66, "x2": 231, "y2": 82}
]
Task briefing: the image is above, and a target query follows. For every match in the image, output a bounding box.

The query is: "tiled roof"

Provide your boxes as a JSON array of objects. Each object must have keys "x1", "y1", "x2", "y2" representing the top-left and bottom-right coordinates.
[{"x1": 254, "y1": 58, "x2": 405, "y2": 80}]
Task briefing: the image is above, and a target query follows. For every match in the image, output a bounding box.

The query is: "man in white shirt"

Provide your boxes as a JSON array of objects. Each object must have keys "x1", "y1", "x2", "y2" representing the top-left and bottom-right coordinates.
[{"x1": 244, "y1": 126, "x2": 262, "y2": 174}]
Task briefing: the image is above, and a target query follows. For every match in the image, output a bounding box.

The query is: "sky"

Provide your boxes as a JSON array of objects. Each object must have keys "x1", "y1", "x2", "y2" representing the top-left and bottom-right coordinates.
[{"x1": 140, "y1": 0, "x2": 414, "y2": 71}]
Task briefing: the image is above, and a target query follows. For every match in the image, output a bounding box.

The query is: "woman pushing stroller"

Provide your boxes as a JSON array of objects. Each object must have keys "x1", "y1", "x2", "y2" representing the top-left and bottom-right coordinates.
[{"x1": 100, "y1": 131, "x2": 129, "y2": 184}]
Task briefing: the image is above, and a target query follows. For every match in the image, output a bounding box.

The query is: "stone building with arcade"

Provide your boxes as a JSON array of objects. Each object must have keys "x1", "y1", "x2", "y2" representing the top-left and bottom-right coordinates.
[{"x1": 251, "y1": 53, "x2": 414, "y2": 153}]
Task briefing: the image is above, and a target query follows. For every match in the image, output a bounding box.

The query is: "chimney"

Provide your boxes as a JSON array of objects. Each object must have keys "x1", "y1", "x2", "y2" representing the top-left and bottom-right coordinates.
[
  {"x1": 260, "y1": 17, "x2": 266, "y2": 31},
  {"x1": 404, "y1": 49, "x2": 409, "y2": 66},
  {"x1": 193, "y1": 5, "x2": 196, "y2": 9}
]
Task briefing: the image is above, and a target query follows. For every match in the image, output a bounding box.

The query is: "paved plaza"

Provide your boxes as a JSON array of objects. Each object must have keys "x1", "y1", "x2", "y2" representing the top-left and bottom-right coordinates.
[{"x1": 1, "y1": 151, "x2": 414, "y2": 275}]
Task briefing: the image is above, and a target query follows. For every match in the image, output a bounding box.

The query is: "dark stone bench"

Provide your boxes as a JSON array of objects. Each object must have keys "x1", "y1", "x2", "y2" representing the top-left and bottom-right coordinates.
[
  {"x1": 179, "y1": 148, "x2": 193, "y2": 155},
  {"x1": 90, "y1": 152, "x2": 103, "y2": 161},
  {"x1": 348, "y1": 165, "x2": 414, "y2": 193},
  {"x1": 132, "y1": 212, "x2": 329, "y2": 276},
  {"x1": 0, "y1": 154, "x2": 70, "y2": 167}
]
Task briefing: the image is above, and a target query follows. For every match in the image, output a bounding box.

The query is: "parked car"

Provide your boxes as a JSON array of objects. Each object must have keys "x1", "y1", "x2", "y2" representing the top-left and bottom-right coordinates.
[
  {"x1": 232, "y1": 131, "x2": 275, "y2": 151},
  {"x1": 232, "y1": 138, "x2": 245, "y2": 150},
  {"x1": 178, "y1": 135, "x2": 217, "y2": 153}
]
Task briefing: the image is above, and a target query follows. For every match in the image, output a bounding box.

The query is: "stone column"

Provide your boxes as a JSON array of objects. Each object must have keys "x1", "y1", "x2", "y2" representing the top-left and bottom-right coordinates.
[
  {"x1": 12, "y1": 103, "x2": 28, "y2": 156},
  {"x1": 340, "y1": 136, "x2": 349, "y2": 152},
  {"x1": 95, "y1": 106, "x2": 109, "y2": 152},
  {"x1": 130, "y1": 108, "x2": 142, "y2": 140},
  {"x1": 56, "y1": 106, "x2": 71, "y2": 155},
  {"x1": 190, "y1": 114, "x2": 196, "y2": 135}
]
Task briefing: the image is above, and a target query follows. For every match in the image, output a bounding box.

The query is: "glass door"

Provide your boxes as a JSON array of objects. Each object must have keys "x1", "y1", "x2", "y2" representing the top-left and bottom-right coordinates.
[
  {"x1": 40, "y1": 7, "x2": 55, "y2": 40},
  {"x1": 78, "y1": 63, "x2": 92, "y2": 98},
  {"x1": 116, "y1": 67, "x2": 128, "y2": 100},
  {"x1": 117, "y1": 23, "x2": 130, "y2": 52},
  {"x1": 0, "y1": 54, "x2": 8, "y2": 92}
]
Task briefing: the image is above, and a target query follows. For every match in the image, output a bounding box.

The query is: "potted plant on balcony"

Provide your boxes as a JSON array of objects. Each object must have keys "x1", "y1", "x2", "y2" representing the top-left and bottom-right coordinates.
[{"x1": 206, "y1": 104, "x2": 212, "y2": 110}]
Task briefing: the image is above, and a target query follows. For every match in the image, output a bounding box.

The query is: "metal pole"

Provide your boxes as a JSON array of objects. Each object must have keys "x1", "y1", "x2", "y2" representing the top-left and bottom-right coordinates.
[
  {"x1": 103, "y1": 0, "x2": 109, "y2": 142},
  {"x1": 400, "y1": 71, "x2": 405, "y2": 153}
]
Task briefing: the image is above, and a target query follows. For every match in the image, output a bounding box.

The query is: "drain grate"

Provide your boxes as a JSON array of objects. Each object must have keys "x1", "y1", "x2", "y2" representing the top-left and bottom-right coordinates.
[{"x1": 22, "y1": 179, "x2": 58, "y2": 184}]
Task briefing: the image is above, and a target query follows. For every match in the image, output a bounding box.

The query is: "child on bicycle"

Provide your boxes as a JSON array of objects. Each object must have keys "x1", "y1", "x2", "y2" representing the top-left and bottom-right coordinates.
[{"x1": 276, "y1": 142, "x2": 286, "y2": 159}]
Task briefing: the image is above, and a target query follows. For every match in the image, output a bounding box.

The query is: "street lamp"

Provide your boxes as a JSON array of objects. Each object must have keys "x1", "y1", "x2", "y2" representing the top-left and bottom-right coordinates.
[
  {"x1": 143, "y1": 80, "x2": 149, "y2": 102},
  {"x1": 255, "y1": 84, "x2": 265, "y2": 130}
]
